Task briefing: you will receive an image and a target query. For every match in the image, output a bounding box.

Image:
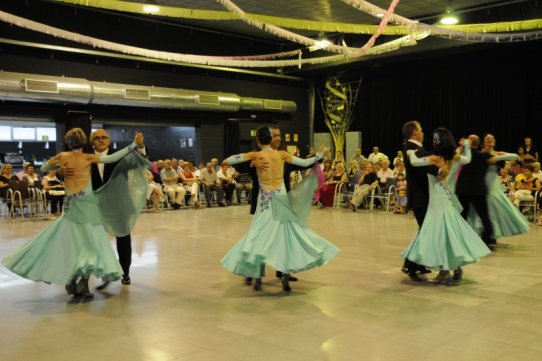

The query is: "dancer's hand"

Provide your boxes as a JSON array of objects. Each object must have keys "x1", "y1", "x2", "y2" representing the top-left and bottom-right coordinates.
[
  {"x1": 59, "y1": 163, "x2": 75, "y2": 178},
  {"x1": 252, "y1": 157, "x2": 269, "y2": 171}
]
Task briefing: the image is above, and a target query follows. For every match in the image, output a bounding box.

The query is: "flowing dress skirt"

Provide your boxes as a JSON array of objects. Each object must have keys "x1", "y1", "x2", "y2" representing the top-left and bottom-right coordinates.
[{"x1": 221, "y1": 173, "x2": 339, "y2": 278}]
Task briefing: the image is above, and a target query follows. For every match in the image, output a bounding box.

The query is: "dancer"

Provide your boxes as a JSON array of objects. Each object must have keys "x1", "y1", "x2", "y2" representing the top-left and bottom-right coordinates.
[
  {"x1": 247, "y1": 126, "x2": 312, "y2": 283},
  {"x1": 467, "y1": 133, "x2": 529, "y2": 239},
  {"x1": 401, "y1": 120, "x2": 441, "y2": 282},
  {"x1": 456, "y1": 135, "x2": 496, "y2": 249},
  {"x1": 90, "y1": 128, "x2": 148, "y2": 289},
  {"x1": 221, "y1": 126, "x2": 339, "y2": 292},
  {"x1": 402, "y1": 128, "x2": 491, "y2": 284},
  {"x1": 2, "y1": 128, "x2": 147, "y2": 299}
]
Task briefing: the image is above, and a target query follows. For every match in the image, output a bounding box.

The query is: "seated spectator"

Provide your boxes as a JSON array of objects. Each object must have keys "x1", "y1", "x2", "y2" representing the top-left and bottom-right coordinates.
[
  {"x1": 235, "y1": 172, "x2": 253, "y2": 204},
  {"x1": 350, "y1": 148, "x2": 366, "y2": 167},
  {"x1": 396, "y1": 173, "x2": 407, "y2": 191},
  {"x1": 349, "y1": 163, "x2": 378, "y2": 212},
  {"x1": 152, "y1": 159, "x2": 165, "y2": 184},
  {"x1": 510, "y1": 164, "x2": 541, "y2": 208},
  {"x1": 392, "y1": 150, "x2": 404, "y2": 168},
  {"x1": 0, "y1": 163, "x2": 18, "y2": 200},
  {"x1": 532, "y1": 162, "x2": 542, "y2": 181},
  {"x1": 315, "y1": 159, "x2": 333, "y2": 204},
  {"x1": 498, "y1": 166, "x2": 514, "y2": 194},
  {"x1": 346, "y1": 160, "x2": 361, "y2": 191},
  {"x1": 199, "y1": 162, "x2": 225, "y2": 207},
  {"x1": 392, "y1": 159, "x2": 407, "y2": 178},
  {"x1": 331, "y1": 150, "x2": 344, "y2": 170},
  {"x1": 523, "y1": 137, "x2": 538, "y2": 164},
  {"x1": 517, "y1": 146, "x2": 525, "y2": 167},
  {"x1": 42, "y1": 169, "x2": 65, "y2": 218},
  {"x1": 22, "y1": 163, "x2": 39, "y2": 188},
  {"x1": 180, "y1": 162, "x2": 200, "y2": 207},
  {"x1": 393, "y1": 188, "x2": 408, "y2": 214},
  {"x1": 161, "y1": 159, "x2": 186, "y2": 209},
  {"x1": 509, "y1": 159, "x2": 523, "y2": 177},
  {"x1": 146, "y1": 169, "x2": 166, "y2": 212},
  {"x1": 368, "y1": 146, "x2": 388, "y2": 165},
  {"x1": 376, "y1": 159, "x2": 395, "y2": 188},
  {"x1": 318, "y1": 163, "x2": 347, "y2": 208},
  {"x1": 218, "y1": 162, "x2": 237, "y2": 205}
]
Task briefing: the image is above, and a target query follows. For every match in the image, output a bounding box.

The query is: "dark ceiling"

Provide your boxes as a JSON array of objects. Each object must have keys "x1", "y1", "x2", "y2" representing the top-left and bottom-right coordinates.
[{"x1": 0, "y1": 0, "x2": 541, "y2": 77}]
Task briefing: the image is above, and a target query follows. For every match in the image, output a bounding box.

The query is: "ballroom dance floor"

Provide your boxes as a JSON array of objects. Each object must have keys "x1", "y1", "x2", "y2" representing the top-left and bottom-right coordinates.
[{"x1": 1, "y1": 204, "x2": 541, "y2": 361}]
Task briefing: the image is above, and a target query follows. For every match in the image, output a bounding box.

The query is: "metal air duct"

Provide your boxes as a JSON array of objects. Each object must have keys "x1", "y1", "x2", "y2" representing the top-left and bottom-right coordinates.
[{"x1": 0, "y1": 71, "x2": 297, "y2": 113}]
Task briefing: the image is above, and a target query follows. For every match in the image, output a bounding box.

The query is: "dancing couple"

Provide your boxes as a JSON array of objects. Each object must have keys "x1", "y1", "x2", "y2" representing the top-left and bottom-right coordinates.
[{"x1": 221, "y1": 126, "x2": 339, "y2": 292}]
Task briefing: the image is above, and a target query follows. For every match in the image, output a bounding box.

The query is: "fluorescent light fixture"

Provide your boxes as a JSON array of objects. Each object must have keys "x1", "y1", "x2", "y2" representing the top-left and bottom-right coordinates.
[
  {"x1": 308, "y1": 40, "x2": 332, "y2": 52},
  {"x1": 441, "y1": 10, "x2": 459, "y2": 25},
  {"x1": 143, "y1": 5, "x2": 160, "y2": 14}
]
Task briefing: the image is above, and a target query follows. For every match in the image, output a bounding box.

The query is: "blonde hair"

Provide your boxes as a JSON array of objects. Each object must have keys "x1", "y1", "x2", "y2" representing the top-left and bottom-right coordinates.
[
  {"x1": 65, "y1": 128, "x2": 87, "y2": 149},
  {"x1": 1, "y1": 163, "x2": 13, "y2": 175}
]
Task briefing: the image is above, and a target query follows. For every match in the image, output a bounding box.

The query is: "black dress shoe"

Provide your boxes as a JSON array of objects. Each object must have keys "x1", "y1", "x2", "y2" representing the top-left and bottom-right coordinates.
[
  {"x1": 452, "y1": 267, "x2": 463, "y2": 281},
  {"x1": 419, "y1": 268, "x2": 432, "y2": 274},
  {"x1": 121, "y1": 275, "x2": 131, "y2": 285},
  {"x1": 408, "y1": 272, "x2": 424, "y2": 282},
  {"x1": 244, "y1": 277, "x2": 253, "y2": 285},
  {"x1": 65, "y1": 278, "x2": 77, "y2": 295},
  {"x1": 96, "y1": 281, "x2": 110, "y2": 291},
  {"x1": 276, "y1": 271, "x2": 298, "y2": 282},
  {"x1": 281, "y1": 275, "x2": 291, "y2": 292},
  {"x1": 253, "y1": 278, "x2": 262, "y2": 291}
]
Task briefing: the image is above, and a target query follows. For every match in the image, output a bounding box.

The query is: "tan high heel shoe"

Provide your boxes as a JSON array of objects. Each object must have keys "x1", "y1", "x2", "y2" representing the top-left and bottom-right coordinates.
[{"x1": 429, "y1": 270, "x2": 451, "y2": 284}]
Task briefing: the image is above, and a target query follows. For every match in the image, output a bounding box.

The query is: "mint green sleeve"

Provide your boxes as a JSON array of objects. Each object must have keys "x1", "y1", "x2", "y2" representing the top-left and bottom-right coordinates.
[
  {"x1": 40, "y1": 162, "x2": 61, "y2": 173},
  {"x1": 224, "y1": 154, "x2": 247, "y2": 165},
  {"x1": 99, "y1": 143, "x2": 137, "y2": 164},
  {"x1": 456, "y1": 140, "x2": 472, "y2": 165},
  {"x1": 406, "y1": 150, "x2": 430, "y2": 167},
  {"x1": 493, "y1": 153, "x2": 519, "y2": 161},
  {"x1": 291, "y1": 151, "x2": 324, "y2": 167}
]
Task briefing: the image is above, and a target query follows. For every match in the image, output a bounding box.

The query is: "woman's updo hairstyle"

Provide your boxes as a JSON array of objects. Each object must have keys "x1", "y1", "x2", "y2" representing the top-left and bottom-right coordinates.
[
  {"x1": 65, "y1": 127, "x2": 87, "y2": 150},
  {"x1": 256, "y1": 126, "x2": 273, "y2": 146},
  {"x1": 432, "y1": 127, "x2": 457, "y2": 161}
]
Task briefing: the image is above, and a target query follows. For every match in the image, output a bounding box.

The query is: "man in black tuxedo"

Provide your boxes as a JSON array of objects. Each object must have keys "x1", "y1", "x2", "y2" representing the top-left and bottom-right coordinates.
[
  {"x1": 91, "y1": 129, "x2": 148, "y2": 289},
  {"x1": 402, "y1": 121, "x2": 441, "y2": 282},
  {"x1": 456, "y1": 134, "x2": 495, "y2": 249}
]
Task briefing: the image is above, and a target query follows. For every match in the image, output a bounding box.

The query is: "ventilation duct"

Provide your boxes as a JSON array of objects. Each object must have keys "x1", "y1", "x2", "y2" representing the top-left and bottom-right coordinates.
[{"x1": 0, "y1": 71, "x2": 297, "y2": 113}]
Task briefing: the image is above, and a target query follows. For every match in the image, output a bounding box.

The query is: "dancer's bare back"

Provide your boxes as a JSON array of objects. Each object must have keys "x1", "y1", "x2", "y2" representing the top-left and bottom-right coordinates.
[{"x1": 47, "y1": 152, "x2": 100, "y2": 195}]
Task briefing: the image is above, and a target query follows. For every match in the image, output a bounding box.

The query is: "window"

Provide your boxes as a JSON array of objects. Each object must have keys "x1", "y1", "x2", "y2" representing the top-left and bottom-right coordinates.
[
  {"x1": 12, "y1": 127, "x2": 36, "y2": 140},
  {"x1": 0, "y1": 126, "x2": 11, "y2": 140},
  {"x1": 36, "y1": 127, "x2": 57, "y2": 141}
]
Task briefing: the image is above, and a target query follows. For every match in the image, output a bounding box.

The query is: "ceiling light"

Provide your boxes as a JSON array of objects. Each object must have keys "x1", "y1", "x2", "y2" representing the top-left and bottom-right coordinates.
[
  {"x1": 376, "y1": 13, "x2": 385, "y2": 18},
  {"x1": 308, "y1": 40, "x2": 332, "y2": 52},
  {"x1": 440, "y1": 1, "x2": 459, "y2": 25},
  {"x1": 143, "y1": 5, "x2": 160, "y2": 14},
  {"x1": 441, "y1": 10, "x2": 459, "y2": 25}
]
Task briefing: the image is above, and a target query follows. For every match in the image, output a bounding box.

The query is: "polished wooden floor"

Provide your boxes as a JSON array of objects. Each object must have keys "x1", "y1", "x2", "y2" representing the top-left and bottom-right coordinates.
[{"x1": 1, "y1": 205, "x2": 541, "y2": 361}]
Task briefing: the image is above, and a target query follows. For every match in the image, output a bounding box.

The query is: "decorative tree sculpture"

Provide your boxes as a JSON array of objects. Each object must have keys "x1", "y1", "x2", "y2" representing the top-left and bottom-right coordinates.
[{"x1": 318, "y1": 76, "x2": 363, "y2": 163}]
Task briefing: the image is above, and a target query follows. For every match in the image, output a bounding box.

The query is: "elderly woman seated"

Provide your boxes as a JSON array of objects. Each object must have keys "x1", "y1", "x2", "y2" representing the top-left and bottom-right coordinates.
[
  {"x1": 180, "y1": 161, "x2": 200, "y2": 207},
  {"x1": 146, "y1": 169, "x2": 166, "y2": 212},
  {"x1": 318, "y1": 162, "x2": 347, "y2": 208}
]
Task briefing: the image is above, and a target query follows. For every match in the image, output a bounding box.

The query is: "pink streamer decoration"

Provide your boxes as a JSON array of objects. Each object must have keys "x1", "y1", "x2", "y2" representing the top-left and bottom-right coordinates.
[{"x1": 359, "y1": 0, "x2": 400, "y2": 54}]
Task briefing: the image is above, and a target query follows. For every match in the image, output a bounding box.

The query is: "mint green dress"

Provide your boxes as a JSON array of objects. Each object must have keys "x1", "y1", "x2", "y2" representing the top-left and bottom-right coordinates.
[
  {"x1": 2, "y1": 145, "x2": 148, "y2": 285},
  {"x1": 221, "y1": 159, "x2": 339, "y2": 278},
  {"x1": 401, "y1": 150, "x2": 491, "y2": 271},
  {"x1": 467, "y1": 165, "x2": 529, "y2": 238}
]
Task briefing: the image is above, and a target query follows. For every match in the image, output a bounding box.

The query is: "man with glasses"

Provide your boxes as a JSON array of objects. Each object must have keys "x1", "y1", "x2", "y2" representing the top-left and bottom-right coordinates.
[{"x1": 90, "y1": 129, "x2": 147, "y2": 290}]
